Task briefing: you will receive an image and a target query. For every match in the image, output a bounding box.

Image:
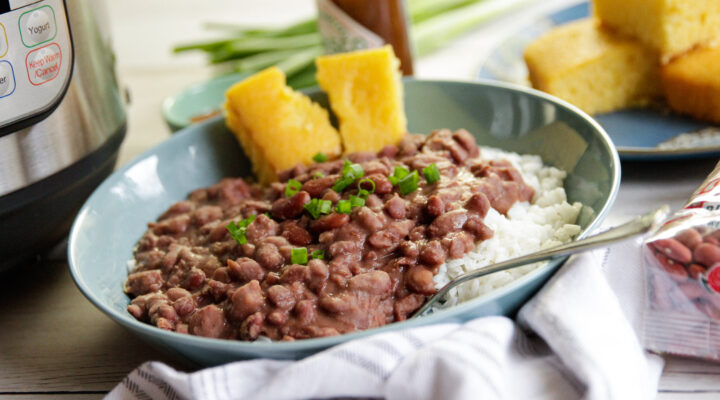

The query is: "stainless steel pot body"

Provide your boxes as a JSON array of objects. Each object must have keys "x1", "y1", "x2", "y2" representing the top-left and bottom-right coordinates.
[
  {"x1": 0, "y1": 0, "x2": 125, "y2": 195},
  {"x1": 0, "y1": 0, "x2": 126, "y2": 268}
]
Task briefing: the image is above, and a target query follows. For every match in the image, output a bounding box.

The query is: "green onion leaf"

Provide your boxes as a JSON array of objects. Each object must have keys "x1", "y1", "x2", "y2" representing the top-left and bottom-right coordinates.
[
  {"x1": 335, "y1": 199, "x2": 352, "y2": 214},
  {"x1": 303, "y1": 198, "x2": 333, "y2": 219},
  {"x1": 343, "y1": 161, "x2": 364, "y2": 179},
  {"x1": 331, "y1": 160, "x2": 365, "y2": 193},
  {"x1": 349, "y1": 195, "x2": 365, "y2": 208},
  {"x1": 422, "y1": 163, "x2": 441, "y2": 184},
  {"x1": 291, "y1": 247, "x2": 308, "y2": 265},
  {"x1": 388, "y1": 166, "x2": 410, "y2": 185},
  {"x1": 398, "y1": 170, "x2": 420, "y2": 195},
  {"x1": 331, "y1": 177, "x2": 354, "y2": 192},
  {"x1": 285, "y1": 178, "x2": 302, "y2": 197},
  {"x1": 313, "y1": 171, "x2": 325, "y2": 179},
  {"x1": 313, "y1": 152, "x2": 328, "y2": 163},
  {"x1": 358, "y1": 178, "x2": 376, "y2": 194},
  {"x1": 311, "y1": 249, "x2": 325, "y2": 260},
  {"x1": 226, "y1": 214, "x2": 257, "y2": 245},
  {"x1": 358, "y1": 189, "x2": 370, "y2": 200},
  {"x1": 318, "y1": 199, "x2": 332, "y2": 215}
]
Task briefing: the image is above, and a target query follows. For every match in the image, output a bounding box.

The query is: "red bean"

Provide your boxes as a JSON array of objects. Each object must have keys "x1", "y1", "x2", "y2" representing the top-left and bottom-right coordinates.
[
  {"x1": 466, "y1": 193, "x2": 491, "y2": 217},
  {"x1": 348, "y1": 271, "x2": 392, "y2": 296},
  {"x1": 694, "y1": 243, "x2": 720, "y2": 268},
  {"x1": 420, "y1": 240, "x2": 446, "y2": 266},
  {"x1": 676, "y1": 229, "x2": 702, "y2": 250},
  {"x1": 188, "y1": 305, "x2": 226, "y2": 338},
  {"x1": 301, "y1": 175, "x2": 338, "y2": 198},
  {"x1": 230, "y1": 280, "x2": 264, "y2": 321},
  {"x1": 384, "y1": 195, "x2": 407, "y2": 219},
  {"x1": 651, "y1": 238, "x2": 692, "y2": 264},
  {"x1": 655, "y1": 252, "x2": 688, "y2": 282},
  {"x1": 271, "y1": 191, "x2": 311, "y2": 220},
  {"x1": 367, "y1": 173, "x2": 393, "y2": 194},
  {"x1": 427, "y1": 209, "x2": 468, "y2": 238},
  {"x1": 239, "y1": 312, "x2": 264, "y2": 340},
  {"x1": 425, "y1": 195, "x2": 444, "y2": 219},
  {"x1": 228, "y1": 257, "x2": 266, "y2": 283},
  {"x1": 406, "y1": 266, "x2": 436, "y2": 295},
  {"x1": 267, "y1": 285, "x2": 296, "y2": 309},
  {"x1": 309, "y1": 213, "x2": 350, "y2": 232},
  {"x1": 124, "y1": 270, "x2": 164, "y2": 297}
]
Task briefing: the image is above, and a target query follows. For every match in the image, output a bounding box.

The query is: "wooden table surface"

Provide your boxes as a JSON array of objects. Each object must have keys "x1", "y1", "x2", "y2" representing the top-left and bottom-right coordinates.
[{"x1": 3, "y1": 0, "x2": 720, "y2": 398}]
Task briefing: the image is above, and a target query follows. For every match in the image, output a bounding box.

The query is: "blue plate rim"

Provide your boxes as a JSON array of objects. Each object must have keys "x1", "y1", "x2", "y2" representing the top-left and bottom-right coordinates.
[
  {"x1": 476, "y1": 0, "x2": 720, "y2": 160},
  {"x1": 68, "y1": 78, "x2": 620, "y2": 352}
]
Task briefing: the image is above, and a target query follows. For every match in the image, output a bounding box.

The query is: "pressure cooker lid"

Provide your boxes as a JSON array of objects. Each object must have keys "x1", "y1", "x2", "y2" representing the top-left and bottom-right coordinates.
[{"x1": 0, "y1": 0, "x2": 73, "y2": 136}]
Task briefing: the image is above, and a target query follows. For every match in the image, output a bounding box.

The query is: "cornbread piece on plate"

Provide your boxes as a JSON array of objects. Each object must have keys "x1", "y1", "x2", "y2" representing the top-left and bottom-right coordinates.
[
  {"x1": 594, "y1": 0, "x2": 720, "y2": 60},
  {"x1": 225, "y1": 67, "x2": 341, "y2": 184},
  {"x1": 662, "y1": 45, "x2": 720, "y2": 124},
  {"x1": 524, "y1": 19, "x2": 662, "y2": 115},
  {"x1": 316, "y1": 45, "x2": 407, "y2": 153}
]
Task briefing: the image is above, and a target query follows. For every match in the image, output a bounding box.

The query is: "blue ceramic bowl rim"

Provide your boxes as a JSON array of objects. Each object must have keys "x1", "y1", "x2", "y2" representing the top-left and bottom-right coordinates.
[{"x1": 69, "y1": 78, "x2": 620, "y2": 354}]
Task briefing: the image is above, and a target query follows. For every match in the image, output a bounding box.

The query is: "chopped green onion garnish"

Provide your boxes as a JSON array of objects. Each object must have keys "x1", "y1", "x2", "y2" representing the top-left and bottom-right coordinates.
[
  {"x1": 226, "y1": 214, "x2": 257, "y2": 245},
  {"x1": 349, "y1": 194, "x2": 365, "y2": 208},
  {"x1": 313, "y1": 153, "x2": 329, "y2": 163},
  {"x1": 343, "y1": 162, "x2": 364, "y2": 179},
  {"x1": 335, "y1": 199, "x2": 352, "y2": 214},
  {"x1": 291, "y1": 247, "x2": 308, "y2": 264},
  {"x1": 358, "y1": 189, "x2": 370, "y2": 200},
  {"x1": 388, "y1": 166, "x2": 410, "y2": 185},
  {"x1": 311, "y1": 249, "x2": 325, "y2": 260},
  {"x1": 358, "y1": 178, "x2": 376, "y2": 194},
  {"x1": 398, "y1": 170, "x2": 420, "y2": 195},
  {"x1": 422, "y1": 163, "x2": 440, "y2": 184},
  {"x1": 318, "y1": 199, "x2": 332, "y2": 215},
  {"x1": 313, "y1": 171, "x2": 325, "y2": 179},
  {"x1": 303, "y1": 198, "x2": 333, "y2": 219},
  {"x1": 285, "y1": 179, "x2": 302, "y2": 197},
  {"x1": 332, "y1": 160, "x2": 365, "y2": 192}
]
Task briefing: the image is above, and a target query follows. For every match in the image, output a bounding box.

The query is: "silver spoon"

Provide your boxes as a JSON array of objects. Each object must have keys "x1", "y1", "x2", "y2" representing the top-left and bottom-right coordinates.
[{"x1": 411, "y1": 205, "x2": 670, "y2": 318}]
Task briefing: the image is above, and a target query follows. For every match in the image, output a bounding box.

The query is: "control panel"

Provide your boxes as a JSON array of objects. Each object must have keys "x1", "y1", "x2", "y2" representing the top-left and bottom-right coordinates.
[{"x1": 0, "y1": 0, "x2": 72, "y2": 132}]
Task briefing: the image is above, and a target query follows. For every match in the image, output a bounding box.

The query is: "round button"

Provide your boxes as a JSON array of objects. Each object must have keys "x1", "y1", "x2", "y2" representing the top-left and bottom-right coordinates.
[
  {"x1": 0, "y1": 62, "x2": 13, "y2": 96},
  {"x1": 25, "y1": 9, "x2": 52, "y2": 44}
]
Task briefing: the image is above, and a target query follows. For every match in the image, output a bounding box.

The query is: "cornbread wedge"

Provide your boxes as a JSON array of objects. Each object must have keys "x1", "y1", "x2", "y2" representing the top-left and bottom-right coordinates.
[
  {"x1": 662, "y1": 45, "x2": 720, "y2": 124},
  {"x1": 594, "y1": 0, "x2": 720, "y2": 61},
  {"x1": 524, "y1": 19, "x2": 662, "y2": 115},
  {"x1": 316, "y1": 45, "x2": 407, "y2": 153},
  {"x1": 225, "y1": 67, "x2": 341, "y2": 184}
]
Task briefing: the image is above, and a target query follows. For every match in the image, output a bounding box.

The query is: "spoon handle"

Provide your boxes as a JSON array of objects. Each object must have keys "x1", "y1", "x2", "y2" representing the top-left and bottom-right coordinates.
[{"x1": 411, "y1": 205, "x2": 669, "y2": 318}]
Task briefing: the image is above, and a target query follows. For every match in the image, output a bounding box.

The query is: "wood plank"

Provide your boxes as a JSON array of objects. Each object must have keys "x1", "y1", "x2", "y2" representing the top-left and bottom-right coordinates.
[{"x1": 0, "y1": 261, "x2": 193, "y2": 392}]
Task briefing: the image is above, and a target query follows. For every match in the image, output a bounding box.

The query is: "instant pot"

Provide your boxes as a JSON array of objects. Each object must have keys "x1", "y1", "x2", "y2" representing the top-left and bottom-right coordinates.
[{"x1": 0, "y1": 0, "x2": 125, "y2": 270}]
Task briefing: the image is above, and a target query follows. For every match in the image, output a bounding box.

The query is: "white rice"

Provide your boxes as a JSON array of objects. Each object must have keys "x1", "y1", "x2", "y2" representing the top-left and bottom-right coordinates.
[{"x1": 433, "y1": 146, "x2": 583, "y2": 307}]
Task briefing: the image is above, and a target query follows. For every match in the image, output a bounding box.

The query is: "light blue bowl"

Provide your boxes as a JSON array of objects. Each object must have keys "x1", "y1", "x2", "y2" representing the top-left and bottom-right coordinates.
[{"x1": 69, "y1": 79, "x2": 620, "y2": 366}]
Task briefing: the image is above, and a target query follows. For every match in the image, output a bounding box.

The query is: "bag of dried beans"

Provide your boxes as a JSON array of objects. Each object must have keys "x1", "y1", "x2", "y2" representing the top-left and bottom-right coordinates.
[{"x1": 643, "y1": 161, "x2": 720, "y2": 361}]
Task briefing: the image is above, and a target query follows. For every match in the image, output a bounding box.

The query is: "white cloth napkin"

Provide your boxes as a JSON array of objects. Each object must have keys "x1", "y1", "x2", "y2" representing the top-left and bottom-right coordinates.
[{"x1": 106, "y1": 238, "x2": 664, "y2": 400}]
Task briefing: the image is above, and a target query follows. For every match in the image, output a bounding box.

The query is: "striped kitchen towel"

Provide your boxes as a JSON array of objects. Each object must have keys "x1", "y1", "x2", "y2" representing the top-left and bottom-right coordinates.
[{"x1": 107, "y1": 241, "x2": 664, "y2": 400}]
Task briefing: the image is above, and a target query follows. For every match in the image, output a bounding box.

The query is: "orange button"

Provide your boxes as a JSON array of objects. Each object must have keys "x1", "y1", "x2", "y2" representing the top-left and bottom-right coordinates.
[{"x1": 25, "y1": 42, "x2": 61, "y2": 85}]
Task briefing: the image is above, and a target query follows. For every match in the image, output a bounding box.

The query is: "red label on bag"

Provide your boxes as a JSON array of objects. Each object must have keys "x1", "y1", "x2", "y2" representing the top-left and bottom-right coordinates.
[{"x1": 706, "y1": 265, "x2": 720, "y2": 294}]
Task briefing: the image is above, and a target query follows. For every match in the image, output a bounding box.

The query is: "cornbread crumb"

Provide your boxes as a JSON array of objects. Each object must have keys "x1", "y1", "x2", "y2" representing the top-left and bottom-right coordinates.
[
  {"x1": 316, "y1": 45, "x2": 407, "y2": 153},
  {"x1": 524, "y1": 19, "x2": 662, "y2": 115},
  {"x1": 662, "y1": 45, "x2": 720, "y2": 124},
  {"x1": 594, "y1": 0, "x2": 720, "y2": 61},
  {"x1": 225, "y1": 67, "x2": 342, "y2": 185}
]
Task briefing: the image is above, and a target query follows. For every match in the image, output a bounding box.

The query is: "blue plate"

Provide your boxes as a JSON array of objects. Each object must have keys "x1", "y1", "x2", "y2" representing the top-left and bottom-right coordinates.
[
  {"x1": 69, "y1": 79, "x2": 619, "y2": 365},
  {"x1": 478, "y1": 1, "x2": 720, "y2": 161}
]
